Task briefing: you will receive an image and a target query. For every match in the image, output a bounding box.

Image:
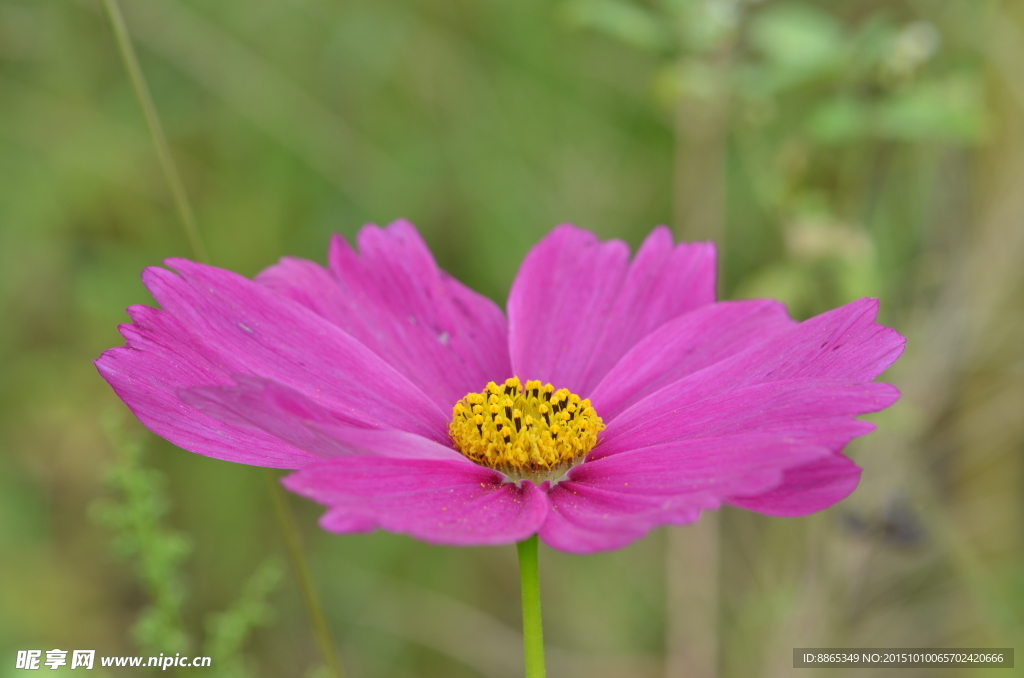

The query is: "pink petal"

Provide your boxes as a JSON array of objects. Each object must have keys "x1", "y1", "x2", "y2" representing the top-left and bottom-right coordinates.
[
  {"x1": 728, "y1": 454, "x2": 862, "y2": 516},
  {"x1": 258, "y1": 221, "x2": 511, "y2": 411},
  {"x1": 282, "y1": 459, "x2": 549, "y2": 546},
  {"x1": 589, "y1": 299, "x2": 795, "y2": 420},
  {"x1": 181, "y1": 376, "x2": 468, "y2": 462},
  {"x1": 602, "y1": 298, "x2": 904, "y2": 438},
  {"x1": 145, "y1": 258, "x2": 451, "y2": 441},
  {"x1": 508, "y1": 226, "x2": 715, "y2": 395},
  {"x1": 782, "y1": 298, "x2": 905, "y2": 381},
  {"x1": 598, "y1": 379, "x2": 898, "y2": 458},
  {"x1": 542, "y1": 484, "x2": 697, "y2": 554},
  {"x1": 540, "y1": 434, "x2": 827, "y2": 553},
  {"x1": 96, "y1": 257, "x2": 458, "y2": 469},
  {"x1": 96, "y1": 306, "x2": 320, "y2": 468}
]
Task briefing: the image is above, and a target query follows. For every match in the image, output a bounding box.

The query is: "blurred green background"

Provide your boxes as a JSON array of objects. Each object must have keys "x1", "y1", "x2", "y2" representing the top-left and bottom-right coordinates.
[{"x1": 2, "y1": 0, "x2": 1023, "y2": 676}]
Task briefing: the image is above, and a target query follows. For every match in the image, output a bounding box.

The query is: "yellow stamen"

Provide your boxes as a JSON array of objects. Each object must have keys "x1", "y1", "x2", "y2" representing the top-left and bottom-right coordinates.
[{"x1": 449, "y1": 377, "x2": 605, "y2": 480}]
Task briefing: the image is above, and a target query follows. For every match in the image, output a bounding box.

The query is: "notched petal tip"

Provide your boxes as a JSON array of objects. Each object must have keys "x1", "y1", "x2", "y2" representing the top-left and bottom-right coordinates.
[
  {"x1": 383, "y1": 217, "x2": 419, "y2": 234},
  {"x1": 509, "y1": 225, "x2": 717, "y2": 394},
  {"x1": 729, "y1": 454, "x2": 863, "y2": 517},
  {"x1": 140, "y1": 264, "x2": 177, "y2": 289}
]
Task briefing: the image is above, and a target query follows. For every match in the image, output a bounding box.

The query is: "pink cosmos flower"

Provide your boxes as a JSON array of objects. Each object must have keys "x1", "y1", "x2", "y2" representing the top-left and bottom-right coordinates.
[{"x1": 96, "y1": 222, "x2": 904, "y2": 554}]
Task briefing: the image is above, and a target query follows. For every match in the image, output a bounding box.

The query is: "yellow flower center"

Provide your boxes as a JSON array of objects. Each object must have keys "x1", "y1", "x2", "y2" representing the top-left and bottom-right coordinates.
[{"x1": 449, "y1": 377, "x2": 605, "y2": 481}]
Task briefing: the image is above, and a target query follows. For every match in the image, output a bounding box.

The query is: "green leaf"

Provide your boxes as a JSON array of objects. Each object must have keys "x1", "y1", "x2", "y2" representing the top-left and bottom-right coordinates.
[
  {"x1": 652, "y1": 59, "x2": 729, "y2": 106},
  {"x1": 875, "y1": 75, "x2": 990, "y2": 143},
  {"x1": 807, "y1": 96, "x2": 871, "y2": 144},
  {"x1": 561, "y1": 0, "x2": 675, "y2": 52},
  {"x1": 749, "y1": 3, "x2": 845, "y2": 72},
  {"x1": 204, "y1": 559, "x2": 282, "y2": 678}
]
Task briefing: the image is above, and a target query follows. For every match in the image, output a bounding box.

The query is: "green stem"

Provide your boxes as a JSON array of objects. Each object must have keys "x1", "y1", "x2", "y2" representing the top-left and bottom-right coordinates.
[
  {"x1": 517, "y1": 535, "x2": 547, "y2": 678},
  {"x1": 266, "y1": 472, "x2": 347, "y2": 678},
  {"x1": 100, "y1": 0, "x2": 209, "y2": 264},
  {"x1": 100, "y1": 4, "x2": 344, "y2": 676}
]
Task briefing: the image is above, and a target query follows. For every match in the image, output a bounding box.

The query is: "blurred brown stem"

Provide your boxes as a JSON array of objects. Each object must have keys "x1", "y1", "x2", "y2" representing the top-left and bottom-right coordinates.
[
  {"x1": 666, "y1": 48, "x2": 730, "y2": 678},
  {"x1": 673, "y1": 94, "x2": 729, "y2": 246},
  {"x1": 664, "y1": 517, "x2": 720, "y2": 678}
]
